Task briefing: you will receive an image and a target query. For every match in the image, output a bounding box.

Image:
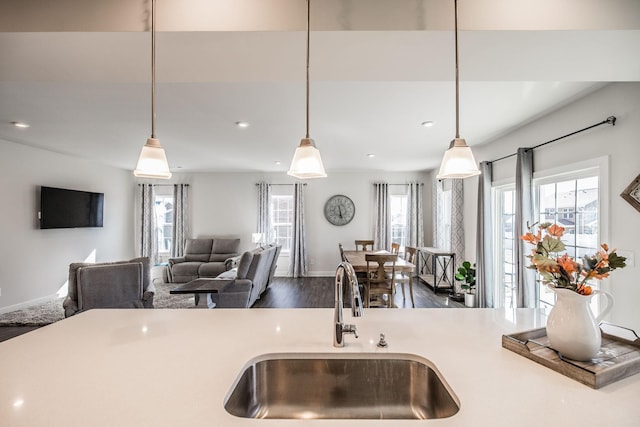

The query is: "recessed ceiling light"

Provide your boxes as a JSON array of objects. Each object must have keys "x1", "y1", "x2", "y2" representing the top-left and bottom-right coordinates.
[
  {"x1": 12, "y1": 121, "x2": 30, "y2": 128},
  {"x1": 235, "y1": 121, "x2": 249, "y2": 128},
  {"x1": 275, "y1": 161, "x2": 281, "y2": 165},
  {"x1": 367, "y1": 154, "x2": 376, "y2": 158},
  {"x1": 421, "y1": 121, "x2": 435, "y2": 127}
]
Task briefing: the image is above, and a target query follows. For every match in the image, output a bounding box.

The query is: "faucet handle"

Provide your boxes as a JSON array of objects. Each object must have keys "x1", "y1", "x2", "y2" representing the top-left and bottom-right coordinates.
[{"x1": 344, "y1": 324, "x2": 358, "y2": 339}]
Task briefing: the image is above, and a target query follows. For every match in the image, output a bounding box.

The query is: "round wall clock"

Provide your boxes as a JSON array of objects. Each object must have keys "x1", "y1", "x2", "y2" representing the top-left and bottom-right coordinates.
[{"x1": 324, "y1": 195, "x2": 355, "y2": 226}]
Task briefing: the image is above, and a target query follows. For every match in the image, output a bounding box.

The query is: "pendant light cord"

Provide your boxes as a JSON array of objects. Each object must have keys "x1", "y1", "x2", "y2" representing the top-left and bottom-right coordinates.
[
  {"x1": 305, "y1": 0, "x2": 311, "y2": 139},
  {"x1": 151, "y1": 0, "x2": 156, "y2": 139},
  {"x1": 454, "y1": 0, "x2": 460, "y2": 139}
]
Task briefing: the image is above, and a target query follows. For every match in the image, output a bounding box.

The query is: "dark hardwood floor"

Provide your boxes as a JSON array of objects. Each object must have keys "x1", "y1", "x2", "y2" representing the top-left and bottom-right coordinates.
[
  {"x1": 0, "y1": 276, "x2": 463, "y2": 343},
  {"x1": 254, "y1": 276, "x2": 465, "y2": 309}
]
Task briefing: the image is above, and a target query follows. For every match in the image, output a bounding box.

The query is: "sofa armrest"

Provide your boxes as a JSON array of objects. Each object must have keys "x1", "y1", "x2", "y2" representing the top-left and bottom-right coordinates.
[
  {"x1": 62, "y1": 296, "x2": 78, "y2": 318},
  {"x1": 168, "y1": 257, "x2": 186, "y2": 266},
  {"x1": 217, "y1": 279, "x2": 252, "y2": 308}
]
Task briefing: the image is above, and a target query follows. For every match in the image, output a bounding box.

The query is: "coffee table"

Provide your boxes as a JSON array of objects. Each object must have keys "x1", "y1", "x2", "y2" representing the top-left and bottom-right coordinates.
[{"x1": 169, "y1": 278, "x2": 235, "y2": 306}]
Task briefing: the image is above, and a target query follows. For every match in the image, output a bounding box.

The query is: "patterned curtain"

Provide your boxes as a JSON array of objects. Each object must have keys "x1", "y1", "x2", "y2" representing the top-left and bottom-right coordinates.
[
  {"x1": 433, "y1": 180, "x2": 445, "y2": 249},
  {"x1": 138, "y1": 184, "x2": 158, "y2": 264},
  {"x1": 450, "y1": 179, "x2": 465, "y2": 272},
  {"x1": 476, "y1": 162, "x2": 494, "y2": 308},
  {"x1": 515, "y1": 147, "x2": 538, "y2": 308},
  {"x1": 171, "y1": 184, "x2": 189, "y2": 257},
  {"x1": 289, "y1": 183, "x2": 308, "y2": 278},
  {"x1": 407, "y1": 182, "x2": 424, "y2": 248},
  {"x1": 373, "y1": 183, "x2": 390, "y2": 250},
  {"x1": 257, "y1": 182, "x2": 272, "y2": 244}
]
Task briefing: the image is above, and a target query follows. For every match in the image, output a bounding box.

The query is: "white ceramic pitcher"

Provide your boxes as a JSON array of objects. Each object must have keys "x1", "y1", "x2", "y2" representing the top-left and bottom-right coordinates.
[{"x1": 546, "y1": 287, "x2": 614, "y2": 361}]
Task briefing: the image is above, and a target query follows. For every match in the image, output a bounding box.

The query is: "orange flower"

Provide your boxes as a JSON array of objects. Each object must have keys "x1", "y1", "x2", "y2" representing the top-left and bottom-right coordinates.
[
  {"x1": 556, "y1": 254, "x2": 578, "y2": 274},
  {"x1": 577, "y1": 283, "x2": 593, "y2": 295},
  {"x1": 601, "y1": 243, "x2": 609, "y2": 252},
  {"x1": 546, "y1": 224, "x2": 565, "y2": 237},
  {"x1": 520, "y1": 229, "x2": 541, "y2": 244}
]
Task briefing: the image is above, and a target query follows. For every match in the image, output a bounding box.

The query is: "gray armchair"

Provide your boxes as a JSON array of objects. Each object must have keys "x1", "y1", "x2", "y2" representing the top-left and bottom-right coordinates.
[{"x1": 63, "y1": 257, "x2": 155, "y2": 317}]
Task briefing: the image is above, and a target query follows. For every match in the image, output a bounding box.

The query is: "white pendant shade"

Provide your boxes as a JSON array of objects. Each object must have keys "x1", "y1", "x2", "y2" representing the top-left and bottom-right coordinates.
[
  {"x1": 287, "y1": 138, "x2": 327, "y2": 179},
  {"x1": 437, "y1": 138, "x2": 481, "y2": 179},
  {"x1": 134, "y1": 138, "x2": 172, "y2": 179}
]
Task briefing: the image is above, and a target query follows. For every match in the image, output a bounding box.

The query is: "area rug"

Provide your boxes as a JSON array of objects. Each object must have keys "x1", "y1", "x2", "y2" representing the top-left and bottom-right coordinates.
[{"x1": 0, "y1": 282, "x2": 196, "y2": 327}]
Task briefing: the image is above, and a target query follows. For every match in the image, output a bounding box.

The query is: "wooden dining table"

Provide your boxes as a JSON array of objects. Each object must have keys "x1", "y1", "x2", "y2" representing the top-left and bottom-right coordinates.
[
  {"x1": 343, "y1": 250, "x2": 415, "y2": 274},
  {"x1": 343, "y1": 250, "x2": 416, "y2": 308}
]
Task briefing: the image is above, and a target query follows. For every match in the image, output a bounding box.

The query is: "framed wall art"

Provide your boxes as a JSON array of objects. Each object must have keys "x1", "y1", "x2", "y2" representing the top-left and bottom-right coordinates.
[{"x1": 620, "y1": 173, "x2": 640, "y2": 213}]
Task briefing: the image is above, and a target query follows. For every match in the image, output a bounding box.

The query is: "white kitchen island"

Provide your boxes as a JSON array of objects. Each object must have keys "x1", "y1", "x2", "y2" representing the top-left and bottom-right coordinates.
[{"x1": 1, "y1": 308, "x2": 638, "y2": 426}]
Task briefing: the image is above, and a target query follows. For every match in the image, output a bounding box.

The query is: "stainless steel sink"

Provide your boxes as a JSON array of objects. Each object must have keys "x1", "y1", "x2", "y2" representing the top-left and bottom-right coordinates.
[{"x1": 224, "y1": 353, "x2": 459, "y2": 420}]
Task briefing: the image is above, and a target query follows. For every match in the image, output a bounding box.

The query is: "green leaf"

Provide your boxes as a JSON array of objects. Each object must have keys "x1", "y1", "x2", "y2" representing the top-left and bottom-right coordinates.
[
  {"x1": 462, "y1": 261, "x2": 471, "y2": 269},
  {"x1": 541, "y1": 235, "x2": 565, "y2": 253},
  {"x1": 608, "y1": 252, "x2": 627, "y2": 269}
]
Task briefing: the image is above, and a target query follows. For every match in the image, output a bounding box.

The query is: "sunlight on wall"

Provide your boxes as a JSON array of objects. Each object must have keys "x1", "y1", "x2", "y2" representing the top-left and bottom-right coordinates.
[{"x1": 56, "y1": 249, "x2": 97, "y2": 298}]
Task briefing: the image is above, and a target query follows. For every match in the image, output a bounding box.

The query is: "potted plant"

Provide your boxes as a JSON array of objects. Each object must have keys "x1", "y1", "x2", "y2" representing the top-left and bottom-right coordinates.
[{"x1": 455, "y1": 261, "x2": 476, "y2": 307}]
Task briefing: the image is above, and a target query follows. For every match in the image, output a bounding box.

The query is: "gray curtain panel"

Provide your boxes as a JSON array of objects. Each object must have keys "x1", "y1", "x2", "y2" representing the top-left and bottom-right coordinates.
[
  {"x1": 515, "y1": 147, "x2": 538, "y2": 308},
  {"x1": 475, "y1": 162, "x2": 494, "y2": 308},
  {"x1": 138, "y1": 184, "x2": 158, "y2": 265},
  {"x1": 256, "y1": 182, "x2": 272, "y2": 243},
  {"x1": 171, "y1": 184, "x2": 188, "y2": 258},
  {"x1": 407, "y1": 182, "x2": 425, "y2": 248},
  {"x1": 373, "y1": 183, "x2": 390, "y2": 250},
  {"x1": 289, "y1": 182, "x2": 308, "y2": 278}
]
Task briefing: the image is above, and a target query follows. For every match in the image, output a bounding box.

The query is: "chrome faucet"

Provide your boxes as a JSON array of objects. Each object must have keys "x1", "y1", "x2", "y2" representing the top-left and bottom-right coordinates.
[{"x1": 334, "y1": 262, "x2": 364, "y2": 347}]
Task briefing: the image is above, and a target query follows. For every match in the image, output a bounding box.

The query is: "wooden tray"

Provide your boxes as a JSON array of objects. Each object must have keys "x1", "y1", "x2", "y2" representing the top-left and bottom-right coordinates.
[{"x1": 502, "y1": 323, "x2": 640, "y2": 389}]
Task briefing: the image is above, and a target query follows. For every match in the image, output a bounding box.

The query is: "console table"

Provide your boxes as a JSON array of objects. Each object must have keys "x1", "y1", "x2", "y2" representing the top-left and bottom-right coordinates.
[{"x1": 416, "y1": 247, "x2": 456, "y2": 293}]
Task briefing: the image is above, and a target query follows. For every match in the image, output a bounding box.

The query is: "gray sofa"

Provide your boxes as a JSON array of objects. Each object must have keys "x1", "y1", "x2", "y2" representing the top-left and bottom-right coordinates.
[
  {"x1": 167, "y1": 238, "x2": 240, "y2": 283},
  {"x1": 208, "y1": 244, "x2": 281, "y2": 308},
  {"x1": 63, "y1": 257, "x2": 155, "y2": 318}
]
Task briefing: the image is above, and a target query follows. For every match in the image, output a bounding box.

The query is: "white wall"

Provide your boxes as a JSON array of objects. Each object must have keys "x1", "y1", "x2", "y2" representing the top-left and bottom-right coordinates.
[
  {"x1": 159, "y1": 170, "x2": 431, "y2": 276},
  {"x1": 463, "y1": 82, "x2": 640, "y2": 330},
  {"x1": 0, "y1": 139, "x2": 135, "y2": 311}
]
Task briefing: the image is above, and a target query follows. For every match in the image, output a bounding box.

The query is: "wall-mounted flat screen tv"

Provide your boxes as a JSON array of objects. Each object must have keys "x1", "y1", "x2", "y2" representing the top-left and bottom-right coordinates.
[{"x1": 39, "y1": 186, "x2": 104, "y2": 229}]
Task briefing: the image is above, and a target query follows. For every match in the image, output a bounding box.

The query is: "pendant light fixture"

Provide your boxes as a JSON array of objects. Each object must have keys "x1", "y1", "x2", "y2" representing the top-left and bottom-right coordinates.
[
  {"x1": 134, "y1": 0, "x2": 172, "y2": 179},
  {"x1": 287, "y1": 0, "x2": 327, "y2": 179},
  {"x1": 436, "y1": 0, "x2": 480, "y2": 179}
]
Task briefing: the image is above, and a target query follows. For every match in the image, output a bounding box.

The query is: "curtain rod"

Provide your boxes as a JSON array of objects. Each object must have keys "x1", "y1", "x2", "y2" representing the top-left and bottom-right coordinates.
[
  {"x1": 137, "y1": 184, "x2": 189, "y2": 187},
  {"x1": 387, "y1": 183, "x2": 424, "y2": 186},
  {"x1": 255, "y1": 183, "x2": 306, "y2": 186},
  {"x1": 488, "y1": 116, "x2": 616, "y2": 164}
]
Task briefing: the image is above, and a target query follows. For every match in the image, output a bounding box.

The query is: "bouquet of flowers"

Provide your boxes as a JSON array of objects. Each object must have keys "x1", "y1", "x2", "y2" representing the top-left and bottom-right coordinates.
[{"x1": 520, "y1": 222, "x2": 626, "y2": 295}]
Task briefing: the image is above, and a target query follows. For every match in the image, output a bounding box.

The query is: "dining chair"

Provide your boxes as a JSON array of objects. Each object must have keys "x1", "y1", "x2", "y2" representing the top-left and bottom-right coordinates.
[
  {"x1": 338, "y1": 243, "x2": 347, "y2": 262},
  {"x1": 390, "y1": 242, "x2": 400, "y2": 254},
  {"x1": 355, "y1": 240, "x2": 374, "y2": 251},
  {"x1": 394, "y1": 246, "x2": 417, "y2": 307},
  {"x1": 365, "y1": 253, "x2": 397, "y2": 308}
]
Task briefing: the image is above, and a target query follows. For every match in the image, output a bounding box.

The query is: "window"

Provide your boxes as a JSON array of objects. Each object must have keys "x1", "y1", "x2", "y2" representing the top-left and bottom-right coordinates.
[
  {"x1": 493, "y1": 162, "x2": 604, "y2": 309},
  {"x1": 155, "y1": 194, "x2": 173, "y2": 255},
  {"x1": 390, "y1": 194, "x2": 408, "y2": 250},
  {"x1": 270, "y1": 194, "x2": 293, "y2": 253},
  {"x1": 494, "y1": 186, "x2": 516, "y2": 308},
  {"x1": 535, "y1": 173, "x2": 599, "y2": 309}
]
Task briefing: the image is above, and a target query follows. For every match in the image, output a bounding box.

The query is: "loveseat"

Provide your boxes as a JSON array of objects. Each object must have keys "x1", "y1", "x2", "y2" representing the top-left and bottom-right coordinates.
[
  {"x1": 63, "y1": 257, "x2": 155, "y2": 318},
  {"x1": 207, "y1": 244, "x2": 281, "y2": 308},
  {"x1": 167, "y1": 238, "x2": 240, "y2": 283}
]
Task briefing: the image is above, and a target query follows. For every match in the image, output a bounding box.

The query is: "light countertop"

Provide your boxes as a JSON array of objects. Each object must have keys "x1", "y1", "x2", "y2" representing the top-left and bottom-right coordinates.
[{"x1": 1, "y1": 308, "x2": 639, "y2": 426}]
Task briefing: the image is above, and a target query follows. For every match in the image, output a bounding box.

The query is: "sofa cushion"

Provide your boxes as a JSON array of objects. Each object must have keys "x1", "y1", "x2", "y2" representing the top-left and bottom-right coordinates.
[
  {"x1": 170, "y1": 261, "x2": 203, "y2": 283},
  {"x1": 198, "y1": 262, "x2": 227, "y2": 278},
  {"x1": 77, "y1": 263, "x2": 144, "y2": 311},
  {"x1": 212, "y1": 238, "x2": 240, "y2": 254},
  {"x1": 184, "y1": 239, "x2": 213, "y2": 262},
  {"x1": 209, "y1": 253, "x2": 234, "y2": 263},
  {"x1": 216, "y1": 268, "x2": 238, "y2": 280}
]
